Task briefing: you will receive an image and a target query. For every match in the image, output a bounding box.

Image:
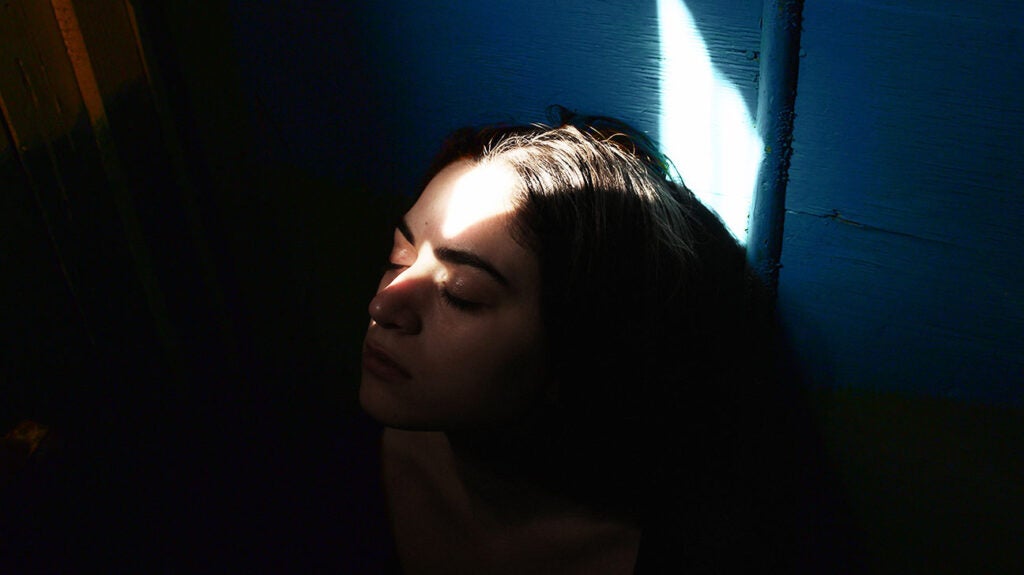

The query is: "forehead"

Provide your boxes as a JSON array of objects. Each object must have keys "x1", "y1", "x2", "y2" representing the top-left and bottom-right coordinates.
[
  {"x1": 408, "y1": 160, "x2": 519, "y2": 239},
  {"x1": 406, "y1": 160, "x2": 537, "y2": 289}
]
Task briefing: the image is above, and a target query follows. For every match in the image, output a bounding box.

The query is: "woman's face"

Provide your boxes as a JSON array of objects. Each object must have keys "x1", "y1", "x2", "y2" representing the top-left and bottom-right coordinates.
[{"x1": 360, "y1": 160, "x2": 549, "y2": 431}]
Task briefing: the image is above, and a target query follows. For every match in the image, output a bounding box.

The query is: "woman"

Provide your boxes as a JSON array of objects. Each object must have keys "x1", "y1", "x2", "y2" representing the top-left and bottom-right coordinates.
[{"x1": 360, "y1": 109, "x2": 852, "y2": 573}]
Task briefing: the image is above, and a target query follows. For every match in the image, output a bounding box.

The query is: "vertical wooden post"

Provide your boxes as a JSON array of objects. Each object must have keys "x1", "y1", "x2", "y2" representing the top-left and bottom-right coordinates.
[{"x1": 748, "y1": 0, "x2": 805, "y2": 296}]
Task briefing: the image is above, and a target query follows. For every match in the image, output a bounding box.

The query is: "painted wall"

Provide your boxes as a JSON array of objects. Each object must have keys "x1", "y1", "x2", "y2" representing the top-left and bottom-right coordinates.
[
  {"x1": 776, "y1": 2, "x2": 1024, "y2": 569},
  {"x1": 230, "y1": 1, "x2": 764, "y2": 236},
  {"x1": 232, "y1": 1, "x2": 658, "y2": 196},
  {"x1": 780, "y1": 0, "x2": 1024, "y2": 406}
]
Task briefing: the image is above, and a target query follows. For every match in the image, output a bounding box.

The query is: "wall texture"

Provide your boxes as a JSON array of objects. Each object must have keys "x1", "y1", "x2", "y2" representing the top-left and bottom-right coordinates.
[{"x1": 780, "y1": 0, "x2": 1024, "y2": 406}]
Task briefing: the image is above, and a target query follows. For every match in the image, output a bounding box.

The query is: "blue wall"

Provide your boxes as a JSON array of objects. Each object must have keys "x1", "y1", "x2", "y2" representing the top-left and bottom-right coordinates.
[
  {"x1": 780, "y1": 0, "x2": 1024, "y2": 405},
  {"x1": 231, "y1": 1, "x2": 664, "y2": 197},
  {"x1": 229, "y1": 0, "x2": 1023, "y2": 406}
]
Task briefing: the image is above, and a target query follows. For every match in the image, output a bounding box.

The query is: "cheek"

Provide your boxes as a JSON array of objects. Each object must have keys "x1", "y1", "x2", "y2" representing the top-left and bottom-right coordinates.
[{"x1": 425, "y1": 318, "x2": 547, "y2": 420}]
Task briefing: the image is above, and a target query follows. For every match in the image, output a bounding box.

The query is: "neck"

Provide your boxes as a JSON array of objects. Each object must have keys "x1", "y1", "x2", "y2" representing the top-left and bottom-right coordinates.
[
  {"x1": 444, "y1": 428, "x2": 591, "y2": 525},
  {"x1": 382, "y1": 427, "x2": 643, "y2": 574}
]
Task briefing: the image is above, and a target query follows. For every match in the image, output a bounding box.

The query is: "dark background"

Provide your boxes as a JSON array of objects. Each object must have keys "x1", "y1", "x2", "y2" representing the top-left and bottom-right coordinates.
[{"x1": 2, "y1": 0, "x2": 1021, "y2": 572}]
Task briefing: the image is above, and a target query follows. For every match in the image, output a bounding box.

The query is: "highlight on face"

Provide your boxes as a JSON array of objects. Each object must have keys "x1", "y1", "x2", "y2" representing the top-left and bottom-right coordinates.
[{"x1": 360, "y1": 160, "x2": 549, "y2": 432}]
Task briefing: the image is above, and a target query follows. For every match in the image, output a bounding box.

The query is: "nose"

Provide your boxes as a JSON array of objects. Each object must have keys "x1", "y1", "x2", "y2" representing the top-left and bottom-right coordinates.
[{"x1": 368, "y1": 272, "x2": 424, "y2": 334}]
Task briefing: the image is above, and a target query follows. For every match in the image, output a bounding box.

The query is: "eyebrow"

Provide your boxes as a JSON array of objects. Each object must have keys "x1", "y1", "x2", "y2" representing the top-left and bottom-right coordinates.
[
  {"x1": 435, "y1": 247, "x2": 510, "y2": 287},
  {"x1": 398, "y1": 216, "x2": 510, "y2": 288}
]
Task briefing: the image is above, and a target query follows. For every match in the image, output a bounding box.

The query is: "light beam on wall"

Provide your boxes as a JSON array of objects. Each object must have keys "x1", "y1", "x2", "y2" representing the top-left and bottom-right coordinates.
[{"x1": 658, "y1": 0, "x2": 762, "y2": 243}]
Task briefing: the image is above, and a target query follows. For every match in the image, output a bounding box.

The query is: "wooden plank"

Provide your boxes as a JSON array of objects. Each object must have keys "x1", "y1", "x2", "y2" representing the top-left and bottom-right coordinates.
[
  {"x1": 780, "y1": 209, "x2": 1023, "y2": 403},
  {"x1": 787, "y1": 0, "x2": 1024, "y2": 247},
  {"x1": 779, "y1": 0, "x2": 1024, "y2": 403}
]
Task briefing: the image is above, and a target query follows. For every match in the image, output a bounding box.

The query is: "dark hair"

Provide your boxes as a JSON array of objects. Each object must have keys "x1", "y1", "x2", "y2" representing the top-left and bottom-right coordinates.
[{"x1": 422, "y1": 109, "x2": 853, "y2": 570}]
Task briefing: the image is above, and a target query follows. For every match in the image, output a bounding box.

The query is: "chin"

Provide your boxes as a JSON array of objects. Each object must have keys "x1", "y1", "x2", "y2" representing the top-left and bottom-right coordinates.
[
  {"x1": 358, "y1": 373, "x2": 394, "y2": 423},
  {"x1": 359, "y1": 374, "x2": 434, "y2": 430}
]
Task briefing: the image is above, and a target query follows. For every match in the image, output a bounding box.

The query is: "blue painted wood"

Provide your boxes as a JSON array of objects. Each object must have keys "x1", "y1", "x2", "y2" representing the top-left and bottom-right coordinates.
[
  {"x1": 232, "y1": 1, "x2": 662, "y2": 197},
  {"x1": 229, "y1": 1, "x2": 763, "y2": 200},
  {"x1": 748, "y1": 0, "x2": 805, "y2": 291},
  {"x1": 780, "y1": 0, "x2": 1024, "y2": 404},
  {"x1": 780, "y1": 211, "x2": 1023, "y2": 403}
]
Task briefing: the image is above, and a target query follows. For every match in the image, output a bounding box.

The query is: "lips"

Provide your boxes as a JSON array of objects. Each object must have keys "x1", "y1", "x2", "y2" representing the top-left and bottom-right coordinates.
[{"x1": 362, "y1": 341, "x2": 412, "y2": 382}]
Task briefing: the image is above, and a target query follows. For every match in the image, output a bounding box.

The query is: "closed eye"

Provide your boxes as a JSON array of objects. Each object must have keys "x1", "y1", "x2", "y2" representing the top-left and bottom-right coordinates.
[{"x1": 441, "y1": 289, "x2": 482, "y2": 312}]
